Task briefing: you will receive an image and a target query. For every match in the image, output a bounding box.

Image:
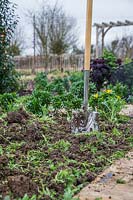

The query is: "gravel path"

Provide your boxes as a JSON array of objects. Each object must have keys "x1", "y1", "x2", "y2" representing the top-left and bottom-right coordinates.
[{"x1": 120, "y1": 104, "x2": 133, "y2": 118}]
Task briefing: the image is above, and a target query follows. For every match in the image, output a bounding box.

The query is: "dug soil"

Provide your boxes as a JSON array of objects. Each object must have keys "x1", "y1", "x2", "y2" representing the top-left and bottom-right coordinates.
[{"x1": 0, "y1": 108, "x2": 133, "y2": 199}]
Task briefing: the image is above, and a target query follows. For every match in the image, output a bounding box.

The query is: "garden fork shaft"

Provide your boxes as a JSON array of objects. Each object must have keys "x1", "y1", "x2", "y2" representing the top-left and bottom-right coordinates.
[{"x1": 84, "y1": 0, "x2": 93, "y2": 111}]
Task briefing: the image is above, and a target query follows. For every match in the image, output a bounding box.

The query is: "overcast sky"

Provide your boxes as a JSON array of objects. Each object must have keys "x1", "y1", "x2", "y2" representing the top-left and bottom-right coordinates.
[{"x1": 11, "y1": 0, "x2": 133, "y2": 55}]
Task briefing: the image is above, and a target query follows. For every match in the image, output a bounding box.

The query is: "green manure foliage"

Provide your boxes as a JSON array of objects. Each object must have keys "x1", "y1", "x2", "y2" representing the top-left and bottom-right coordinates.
[
  {"x1": 0, "y1": 145, "x2": 3, "y2": 155},
  {"x1": 53, "y1": 140, "x2": 71, "y2": 152},
  {"x1": 2, "y1": 194, "x2": 37, "y2": 200},
  {"x1": 0, "y1": 113, "x2": 132, "y2": 199}
]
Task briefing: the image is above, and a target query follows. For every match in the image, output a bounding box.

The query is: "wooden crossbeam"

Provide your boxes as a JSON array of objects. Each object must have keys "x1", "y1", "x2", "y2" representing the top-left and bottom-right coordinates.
[
  {"x1": 93, "y1": 23, "x2": 102, "y2": 27},
  {"x1": 125, "y1": 20, "x2": 133, "y2": 25},
  {"x1": 117, "y1": 21, "x2": 127, "y2": 26},
  {"x1": 109, "y1": 21, "x2": 117, "y2": 26},
  {"x1": 94, "y1": 19, "x2": 133, "y2": 58},
  {"x1": 102, "y1": 22, "x2": 110, "y2": 27},
  {"x1": 94, "y1": 20, "x2": 133, "y2": 28},
  {"x1": 125, "y1": 20, "x2": 130, "y2": 23}
]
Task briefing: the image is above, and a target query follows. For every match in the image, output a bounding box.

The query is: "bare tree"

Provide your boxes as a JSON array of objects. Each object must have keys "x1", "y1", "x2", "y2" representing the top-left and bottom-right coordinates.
[
  {"x1": 31, "y1": 1, "x2": 78, "y2": 56},
  {"x1": 72, "y1": 45, "x2": 84, "y2": 54},
  {"x1": 8, "y1": 25, "x2": 25, "y2": 56},
  {"x1": 106, "y1": 35, "x2": 133, "y2": 59},
  {"x1": 106, "y1": 39, "x2": 119, "y2": 55},
  {"x1": 118, "y1": 35, "x2": 133, "y2": 59}
]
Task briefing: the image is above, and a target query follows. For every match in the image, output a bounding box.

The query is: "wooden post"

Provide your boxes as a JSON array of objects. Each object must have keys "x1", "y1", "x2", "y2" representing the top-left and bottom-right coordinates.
[
  {"x1": 32, "y1": 15, "x2": 36, "y2": 74},
  {"x1": 101, "y1": 28, "x2": 105, "y2": 56},
  {"x1": 96, "y1": 26, "x2": 99, "y2": 58},
  {"x1": 84, "y1": 0, "x2": 93, "y2": 110}
]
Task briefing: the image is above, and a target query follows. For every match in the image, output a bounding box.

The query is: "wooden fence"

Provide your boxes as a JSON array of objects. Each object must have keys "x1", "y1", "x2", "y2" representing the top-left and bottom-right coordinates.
[{"x1": 14, "y1": 54, "x2": 84, "y2": 73}]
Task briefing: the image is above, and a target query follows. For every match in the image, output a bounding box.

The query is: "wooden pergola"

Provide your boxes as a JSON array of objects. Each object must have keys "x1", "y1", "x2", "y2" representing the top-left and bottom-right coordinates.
[{"x1": 94, "y1": 20, "x2": 133, "y2": 58}]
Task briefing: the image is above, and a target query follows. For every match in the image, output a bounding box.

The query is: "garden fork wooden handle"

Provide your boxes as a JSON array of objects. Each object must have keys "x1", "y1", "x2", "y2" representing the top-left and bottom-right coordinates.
[{"x1": 84, "y1": 0, "x2": 93, "y2": 70}]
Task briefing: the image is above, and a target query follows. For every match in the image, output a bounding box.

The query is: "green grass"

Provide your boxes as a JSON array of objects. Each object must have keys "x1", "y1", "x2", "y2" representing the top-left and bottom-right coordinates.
[{"x1": 116, "y1": 179, "x2": 126, "y2": 184}]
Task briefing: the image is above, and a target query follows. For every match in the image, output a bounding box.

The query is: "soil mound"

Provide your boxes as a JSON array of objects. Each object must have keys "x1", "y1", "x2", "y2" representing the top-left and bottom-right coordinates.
[
  {"x1": 8, "y1": 175, "x2": 38, "y2": 198},
  {"x1": 6, "y1": 108, "x2": 29, "y2": 124}
]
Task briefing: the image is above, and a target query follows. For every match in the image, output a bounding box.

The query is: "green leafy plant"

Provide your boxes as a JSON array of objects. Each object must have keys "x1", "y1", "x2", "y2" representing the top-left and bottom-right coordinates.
[
  {"x1": 26, "y1": 150, "x2": 46, "y2": 167},
  {"x1": 103, "y1": 50, "x2": 117, "y2": 69},
  {"x1": 124, "y1": 57, "x2": 132, "y2": 64},
  {"x1": 54, "y1": 139, "x2": 71, "y2": 152},
  {"x1": 34, "y1": 72, "x2": 48, "y2": 90},
  {"x1": 8, "y1": 157, "x2": 21, "y2": 170},
  {"x1": 47, "y1": 77, "x2": 66, "y2": 95},
  {"x1": 0, "y1": 145, "x2": 3, "y2": 155},
  {"x1": 0, "y1": 0, "x2": 19, "y2": 94},
  {"x1": 70, "y1": 80, "x2": 84, "y2": 98},
  {"x1": 52, "y1": 78, "x2": 65, "y2": 94},
  {"x1": 116, "y1": 179, "x2": 126, "y2": 184},
  {"x1": 0, "y1": 92, "x2": 17, "y2": 111},
  {"x1": 6, "y1": 142, "x2": 25, "y2": 153},
  {"x1": 18, "y1": 194, "x2": 37, "y2": 200},
  {"x1": 69, "y1": 72, "x2": 83, "y2": 83},
  {"x1": 52, "y1": 93, "x2": 82, "y2": 110},
  {"x1": 63, "y1": 76, "x2": 70, "y2": 91},
  {"x1": 55, "y1": 169, "x2": 75, "y2": 186},
  {"x1": 107, "y1": 83, "x2": 129, "y2": 100},
  {"x1": 112, "y1": 128, "x2": 122, "y2": 136},
  {"x1": 38, "y1": 185, "x2": 56, "y2": 199},
  {"x1": 63, "y1": 187, "x2": 80, "y2": 200},
  {"x1": 26, "y1": 90, "x2": 52, "y2": 115},
  {"x1": 61, "y1": 93, "x2": 82, "y2": 110},
  {"x1": 111, "y1": 151, "x2": 125, "y2": 160},
  {"x1": 127, "y1": 136, "x2": 133, "y2": 147},
  {"x1": 89, "y1": 89, "x2": 125, "y2": 123},
  {"x1": 28, "y1": 72, "x2": 97, "y2": 115}
]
